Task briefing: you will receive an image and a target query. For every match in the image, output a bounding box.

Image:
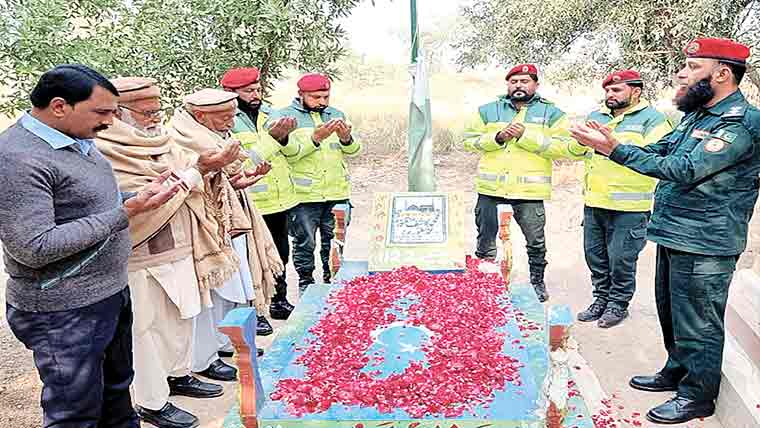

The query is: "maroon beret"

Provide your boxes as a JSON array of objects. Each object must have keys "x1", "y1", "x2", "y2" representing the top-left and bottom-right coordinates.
[
  {"x1": 297, "y1": 73, "x2": 331, "y2": 92},
  {"x1": 506, "y1": 64, "x2": 539, "y2": 80},
  {"x1": 684, "y1": 38, "x2": 750, "y2": 64},
  {"x1": 221, "y1": 67, "x2": 260, "y2": 89},
  {"x1": 602, "y1": 70, "x2": 643, "y2": 88}
]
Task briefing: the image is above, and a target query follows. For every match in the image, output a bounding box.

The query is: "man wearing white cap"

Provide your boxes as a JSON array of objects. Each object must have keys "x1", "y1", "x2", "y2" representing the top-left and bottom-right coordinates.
[
  {"x1": 170, "y1": 89, "x2": 283, "y2": 383},
  {"x1": 97, "y1": 77, "x2": 243, "y2": 428}
]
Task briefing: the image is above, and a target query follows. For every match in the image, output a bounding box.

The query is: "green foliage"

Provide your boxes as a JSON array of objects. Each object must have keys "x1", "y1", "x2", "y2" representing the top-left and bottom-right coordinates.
[
  {"x1": 456, "y1": 0, "x2": 760, "y2": 93},
  {"x1": 0, "y1": 0, "x2": 364, "y2": 115}
]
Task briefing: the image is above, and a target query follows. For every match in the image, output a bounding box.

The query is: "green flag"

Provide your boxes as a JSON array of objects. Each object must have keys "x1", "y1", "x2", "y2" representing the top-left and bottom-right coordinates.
[{"x1": 407, "y1": 1, "x2": 435, "y2": 192}]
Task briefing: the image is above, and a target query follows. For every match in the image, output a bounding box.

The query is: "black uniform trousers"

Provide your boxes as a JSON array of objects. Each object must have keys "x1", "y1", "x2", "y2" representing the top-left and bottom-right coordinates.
[
  {"x1": 583, "y1": 206, "x2": 649, "y2": 309},
  {"x1": 290, "y1": 200, "x2": 349, "y2": 290},
  {"x1": 655, "y1": 245, "x2": 737, "y2": 401},
  {"x1": 474, "y1": 193, "x2": 548, "y2": 285},
  {"x1": 263, "y1": 209, "x2": 291, "y2": 303}
]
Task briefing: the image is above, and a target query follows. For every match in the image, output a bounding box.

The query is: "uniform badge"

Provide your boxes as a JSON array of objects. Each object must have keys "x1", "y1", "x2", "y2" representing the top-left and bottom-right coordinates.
[
  {"x1": 522, "y1": 65, "x2": 529, "y2": 73},
  {"x1": 704, "y1": 138, "x2": 726, "y2": 153},
  {"x1": 714, "y1": 129, "x2": 737, "y2": 142},
  {"x1": 690, "y1": 129, "x2": 709, "y2": 139},
  {"x1": 612, "y1": 75, "x2": 621, "y2": 82},
  {"x1": 686, "y1": 41, "x2": 700, "y2": 54}
]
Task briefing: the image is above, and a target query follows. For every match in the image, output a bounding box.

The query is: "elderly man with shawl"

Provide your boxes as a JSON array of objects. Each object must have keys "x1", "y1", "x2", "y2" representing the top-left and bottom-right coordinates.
[
  {"x1": 96, "y1": 78, "x2": 253, "y2": 428},
  {"x1": 169, "y1": 88, "x2": 283, "y2": 384}
]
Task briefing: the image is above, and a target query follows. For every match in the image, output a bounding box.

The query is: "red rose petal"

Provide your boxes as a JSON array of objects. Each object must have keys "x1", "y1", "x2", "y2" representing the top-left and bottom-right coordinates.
[{"x1": 272, "y1": 263, "x2": 521, "y2": 417}]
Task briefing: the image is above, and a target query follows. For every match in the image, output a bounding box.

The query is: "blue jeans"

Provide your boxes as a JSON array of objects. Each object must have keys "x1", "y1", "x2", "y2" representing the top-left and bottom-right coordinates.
[
  {"x1": 7, "y1": 287, "x2": 139, "y2": 428},
  {"x1": 583, "y1": 206, "x2": 649, "y2": 309}
]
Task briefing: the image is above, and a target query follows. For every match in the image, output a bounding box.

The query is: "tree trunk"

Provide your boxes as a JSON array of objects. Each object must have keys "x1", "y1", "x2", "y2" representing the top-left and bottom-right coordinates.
[{"x1": 747, "y1": 67, "x2": 760, "y2": 93}]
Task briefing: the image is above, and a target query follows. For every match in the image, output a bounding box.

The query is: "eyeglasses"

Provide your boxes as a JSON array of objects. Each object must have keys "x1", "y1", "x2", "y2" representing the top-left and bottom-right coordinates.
[{"x1": 119, "y1": 105, "x2": 164, "y2": 119}]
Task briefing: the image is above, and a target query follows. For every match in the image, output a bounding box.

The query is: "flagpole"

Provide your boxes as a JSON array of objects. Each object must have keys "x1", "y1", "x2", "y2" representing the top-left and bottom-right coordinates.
[
  {"x1": 407, "y1": 0, "x2": 435, "y2": 192},
  {"x1": 410, "y1": 0, "x2": 419, "y2": 64}
]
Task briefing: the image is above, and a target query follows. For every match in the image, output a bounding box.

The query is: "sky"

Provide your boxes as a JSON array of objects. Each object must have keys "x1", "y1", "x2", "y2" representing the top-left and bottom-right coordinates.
[{"x1": 341, "y1": 0, "x2": 465, "y2": 64}]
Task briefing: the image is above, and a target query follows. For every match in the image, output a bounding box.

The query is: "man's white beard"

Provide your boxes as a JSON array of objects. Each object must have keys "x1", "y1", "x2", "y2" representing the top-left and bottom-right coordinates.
[
  {"x1": 140, "y1": 126, "x2": 166, "y2": 137},
  {"x1": 121, "y1": 110, "x2": 166, "y2": 137}
]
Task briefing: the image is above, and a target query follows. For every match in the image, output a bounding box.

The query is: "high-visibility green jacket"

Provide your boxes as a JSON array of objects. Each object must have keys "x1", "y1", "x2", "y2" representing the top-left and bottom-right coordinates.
[
  {"x1": 266, "y1": 98, "x2": 361, "y2": 203},
  {"x1": 562, "y1": 100, "x2": 673, "y2": 212},
  {"x1": 463, "y1": 95, "x2": 570, "y2": 200},
  {"x1": 231, "y1": 104, "x2": 301, "y2": 215}
]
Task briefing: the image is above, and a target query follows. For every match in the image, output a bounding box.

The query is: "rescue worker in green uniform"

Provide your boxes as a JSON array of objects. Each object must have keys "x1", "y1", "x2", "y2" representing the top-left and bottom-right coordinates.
[
  {"x1": 570, "y1": 38, "x2": 759, "y2": 425},
  {"x1": 463, "y1": 64, "x2": 571, "y2": 302},
  {"x1": 221, "y1": 67, "x2": 301, "y2": 331},
  {"x1": 565, "y1": 70, "x2": 674, "y2": 328},
  {"x1": 266, "y1": 73, "x2": 361, "y2": 294}
]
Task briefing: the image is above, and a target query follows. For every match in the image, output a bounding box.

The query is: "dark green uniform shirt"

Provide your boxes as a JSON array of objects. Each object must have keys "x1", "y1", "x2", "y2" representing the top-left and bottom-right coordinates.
[{"x1": 609, "y1": 90, "x2": 760, "y2": 256}]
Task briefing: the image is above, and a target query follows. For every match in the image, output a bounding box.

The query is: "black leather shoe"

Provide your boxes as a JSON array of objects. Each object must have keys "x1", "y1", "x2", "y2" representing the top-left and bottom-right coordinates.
[
  {"x1": 533, "y1": 282, "x2": 549, "y2": 303},
  {"x1": 257, "y1": 315, "x2": 274, "y2": 336},
  {"x1": 629, "y1": 373, "x2": 679, "y2": 392},
  {"x1": 195, "y1": 359, "x2": 237, "y2": 382},
  {"x1": 598, "y1": 307, "x2": 628, "y2": 328},
  {"x1": 577, "y1": 300, "x2": 607, "y2": 322},
  {"x1": 646, "y1": 396, "x2": 715, "y2": 425},
  {"x1": 323, "y1": 272, "x2": 332, "y2": 284},
  {"x1": 221, "y1": 348, "x2": 263, "y2": 357},
  {"x1": 167, "y1": 375, "x2": 223, "y2": 398},
  {"x1": 270, "y1": 300, "x2": 293, "y2": 320},
  {"x1": 275, "y1": 297, "x2": 294, "y2": 313},
  {"x1": 136, "y1": 402, "x2": 199, "y2": 428}
]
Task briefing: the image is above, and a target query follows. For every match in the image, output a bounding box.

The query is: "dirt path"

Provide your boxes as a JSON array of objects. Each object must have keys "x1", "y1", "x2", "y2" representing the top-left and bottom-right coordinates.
[{"x1": 0, "y1": 152, "x2": 723, "y2": 428}]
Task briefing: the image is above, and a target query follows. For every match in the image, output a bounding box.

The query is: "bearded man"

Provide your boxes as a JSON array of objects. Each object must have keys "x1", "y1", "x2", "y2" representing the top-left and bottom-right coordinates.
[
  {"x1": 462, "y1": 64, "x2": 570, "y2": 303},
  {"x1": 97, "y1": 77, "x2": 246, "y2": 428},
  {"x1": 561, "y1": 70, "x2": 673, "y2": 328},
  {"x1": 221, "y1": 67, "x2": 301, "y2": 330},
  {"x1": 169, "y1": 88, "x2": 283, "y2": 383},
  {"x1": 266, "y1": 73, "x2": 361, "y2": 294},
  {"x1": 571, "y1": 38, "x2": 760, "y2": 425}
]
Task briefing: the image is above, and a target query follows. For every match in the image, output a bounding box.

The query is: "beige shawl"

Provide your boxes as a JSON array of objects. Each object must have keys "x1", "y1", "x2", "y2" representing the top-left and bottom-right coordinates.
[
  {"x1": 96, "y1": 119, "x2": 242, "y2": 304},
  {"x1": 169, "y1": 109, "x2": 282, "y2": 311}
]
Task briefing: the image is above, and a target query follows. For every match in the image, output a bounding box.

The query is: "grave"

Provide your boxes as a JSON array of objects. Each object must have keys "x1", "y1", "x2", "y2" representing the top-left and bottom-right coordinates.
[
  {"x1": 221, "y1": 192, "x2": 606, "y2": 428},
  {"x1": 367, "y1": 192, "x2": 466, "y2": 273}
]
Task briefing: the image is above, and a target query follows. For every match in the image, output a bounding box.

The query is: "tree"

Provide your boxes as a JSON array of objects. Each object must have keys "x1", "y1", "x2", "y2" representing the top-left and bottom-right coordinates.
[
  {"x1": 0, "y1": 0, "x2": 365, "y2": 115},
  {"x1": 455, "y1": 0, "x2": 760, "y2": 93}
]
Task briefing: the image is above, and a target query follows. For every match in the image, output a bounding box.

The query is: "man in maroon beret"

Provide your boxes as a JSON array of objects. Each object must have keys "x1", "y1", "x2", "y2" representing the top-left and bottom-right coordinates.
[
  {"x1": 266, "y1": 73, "x2": 362, "y2": 293},
  {"x1": 557, "y1": 69, "x2": 674, "y2": 329},
  {"x1": 463, "y1": 63, "x2": 571, "y2": 303},
  {"x1": 221, "y1": 67, "x2": 301, "y2": 335},
  {"x1": 571, "y1": 38, "x2": 760, "y2": 424}
]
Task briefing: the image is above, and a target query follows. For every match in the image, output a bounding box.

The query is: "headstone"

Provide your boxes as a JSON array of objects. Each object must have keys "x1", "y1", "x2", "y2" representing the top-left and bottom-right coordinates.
[{"x1": 368, "y1": 191, "x2": 466, "y2": 273}]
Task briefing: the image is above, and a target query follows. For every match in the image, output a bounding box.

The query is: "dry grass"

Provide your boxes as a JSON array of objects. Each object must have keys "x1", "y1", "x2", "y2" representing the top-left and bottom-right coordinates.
[{"x1": 3, "y1": 71, "x2": 758, "y2": 161}]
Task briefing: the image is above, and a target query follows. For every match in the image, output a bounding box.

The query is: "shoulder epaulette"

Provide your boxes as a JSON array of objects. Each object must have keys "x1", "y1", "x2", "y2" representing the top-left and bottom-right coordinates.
[
  {"x1": 537, "y1": 96, "x2": 554, "y2": 105},
  {"x1": 723, "y1": 104, "x2": 747, "y2": 118}
]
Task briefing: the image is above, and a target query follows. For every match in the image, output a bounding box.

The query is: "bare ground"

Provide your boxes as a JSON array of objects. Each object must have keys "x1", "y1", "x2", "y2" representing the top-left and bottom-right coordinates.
[{"x1": 0, "y1": 151, "x2": 723, "y2": 428}]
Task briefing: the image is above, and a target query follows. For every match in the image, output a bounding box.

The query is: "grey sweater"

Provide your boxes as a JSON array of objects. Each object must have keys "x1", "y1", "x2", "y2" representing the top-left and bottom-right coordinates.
[{"x1": 0, "y1": 122, "x2": 132, "y2": 312}]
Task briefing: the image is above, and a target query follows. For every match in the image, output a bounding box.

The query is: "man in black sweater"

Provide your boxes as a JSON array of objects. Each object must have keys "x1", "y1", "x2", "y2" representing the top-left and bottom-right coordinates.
[{"x1": 0, "y1": 65, "x2": 180, "y2": 428}]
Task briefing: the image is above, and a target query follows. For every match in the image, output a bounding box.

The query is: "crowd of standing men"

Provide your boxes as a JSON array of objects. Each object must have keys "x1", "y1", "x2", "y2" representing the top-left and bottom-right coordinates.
[
  {"x1": 0, "y1": 36, "x2": 757, "y2": 428},
  {"x1": 0, "y1": 66, "x2": 360, "y2": 428}
]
